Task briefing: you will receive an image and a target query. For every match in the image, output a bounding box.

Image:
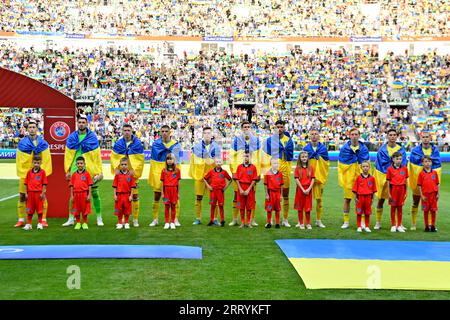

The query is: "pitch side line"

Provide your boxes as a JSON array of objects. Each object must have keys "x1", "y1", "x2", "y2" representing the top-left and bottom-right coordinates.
[{"x1": 0, "y1": 194, "x2": 19, "y2": 202}]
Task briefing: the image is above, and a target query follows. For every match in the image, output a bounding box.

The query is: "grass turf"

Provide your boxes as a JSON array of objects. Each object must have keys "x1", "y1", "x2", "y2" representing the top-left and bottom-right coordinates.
[{"x1": 0, "y1": 162, "x2": 449, "y2": 300}]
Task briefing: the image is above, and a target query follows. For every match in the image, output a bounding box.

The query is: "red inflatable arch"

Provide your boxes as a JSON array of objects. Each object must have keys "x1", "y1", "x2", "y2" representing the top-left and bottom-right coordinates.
[{"x1": 0, "y1": 67, "x2": 76, "y2": 218}]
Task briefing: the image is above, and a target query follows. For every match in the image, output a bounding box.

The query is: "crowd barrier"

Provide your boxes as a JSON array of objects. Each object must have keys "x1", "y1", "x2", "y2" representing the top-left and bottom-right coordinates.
[{"x1": 2, "y1": 149, "x2": 450, "y2": 162}]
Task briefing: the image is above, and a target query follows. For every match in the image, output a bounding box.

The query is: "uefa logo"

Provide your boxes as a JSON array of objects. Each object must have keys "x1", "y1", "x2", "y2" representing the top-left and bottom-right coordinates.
[{"x1": 50, "y1": 121, "x2": 71, "y2": 142}]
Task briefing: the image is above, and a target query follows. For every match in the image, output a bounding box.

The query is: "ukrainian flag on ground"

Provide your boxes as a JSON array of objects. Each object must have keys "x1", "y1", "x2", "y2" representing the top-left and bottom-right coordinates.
[
  {"x1": 16, "y1": 135, "x2": 52, "y2": 178},
  {"x1": 337, "y1": 141, "x2": 370, "y2": 190},
  {"x1": 148, "y1": 138, "x2": 181, "y2": 190},
  {"x1": 261, "y1": 132, "x2": 294, "y2": 173},
  {"x1": 64, "y1": 129, "x2": 102, "y2": 176},
  {"x1": 110, "y1": 136, "x2": 144, "y2": 178},
  {"x1": 408, "y1": 143, "x2": 441, "y2": 192},
  {"x1": 229, "y1": 135, "x2": 261, "y2": 174},
  {"x1": 276, "y1": 239, "x2": 450, "y2": 290},
  {"x1": 189, "y1": 140, "x2": 222, "y2": 180},
  {"x1": 374, "y1": 143, "x2": 407, "y2": 199},
  {"x1": 303, "y1": 142, "x2": 329, "y2": 185}
]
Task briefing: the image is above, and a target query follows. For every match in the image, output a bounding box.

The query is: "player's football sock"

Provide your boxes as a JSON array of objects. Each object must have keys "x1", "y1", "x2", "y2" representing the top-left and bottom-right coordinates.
[
  {"x1": 411, "y1": 206, "x2": 418, "y2": 226},
  {"x1": 361, "y1": 214, "x2": 365, "y2": 225},
  {"x1": 267, "y1": 212, "x2": 272, "y2": 224},
  {"x1": 171, "y1": 204, "x2": 177, "y2": 223},
  {"x1": 68, "y1": 199, "x2": 74, "y2": 221},
  {"x1": 431, "y1": 211, "x2": 436, "y2": 226},
  {"x1": 298, "y1": 211, "x2": 304, "y2": 225},
  {"x1": 275, "y1": 211, "x2": 280, "y2": 225},
  {"x1": 343, "y1": 211, "x2": 350, "y2": 223},
  {"x1": 232, "y1": 200, "x2": 239, "y2": 220},
  {"x1": 152, "y1": 200, "x2": 160, "y2": 220},
  {"x1": 240, "y1": 210, "x2": 245, "y2": 225},
  {"x1": 124, "y1": 215, "x2": 130, "y2": 224},
  {"x1": 316, "y1": 199, "x2": 323, "y2": 221},
  {"x1": 356, "y1": 215, "x2": 362, "y2": 228},
  {"x1": 27, "y1": 214, "x2": 33, "y2": 224},
  {"x1": 397, "y1": 207, "x2": 403, "y2": 227},
  {"x1": 132, "y1": 199, "x2": 140, "y2": 220},
  {"x1": 195, "y1": 199, "x2": 202, "y2": 219},
  {"x1": 282, "y1": 197, "x2": 289, "y2": 220},
  {"x1": 118, "y1": 214, "x2": 123, "y2": 224},
  {"x1": 43, "y1": 198, "x2": 48, "y2": 221},
  {"x1": 92, "y1": 188, "x2": 102, "y2": 218},
  {"x1": 210, "y1": 206, "x2": 215, "y2": 222},
  {"x1": 376, "y1": 207, "x2": 383, "y2": 223},
  {"x1": 246, "y1": 211, "x2": 251, "y2": 225},
  {"x1": 305, "y1": 212, "x2": 311, "y2": 225},
  {"x1": 424, "y1": 212, "x2": 429, "y2": 228},
  {"x1": 75, "y1": 216, "x2": 81, "y2": 223},
  {"x1": 82, "y1": 215, "x2": 88, "y2": 224},
  {"x1": 390, "y1": 206, "x2": 396, "y2": 226},
  {"x1": 219, "y1": 206, "x2": 225, "y2": 221},
  {"x1": 17, "y1": 200, "x2": 26, "y2": 220},
  {"x1": 365, "y1": 214, "x2": 370, "y2": 227},
  {"x1": 164, "y1": 205, "x2": 170, "y2": 223},
  {"x1": 37, "y1": 213, "x2": 43, "y2": 224},
  {"x1": 215, "y1": 206, "x2": 219, "y2": 219}
]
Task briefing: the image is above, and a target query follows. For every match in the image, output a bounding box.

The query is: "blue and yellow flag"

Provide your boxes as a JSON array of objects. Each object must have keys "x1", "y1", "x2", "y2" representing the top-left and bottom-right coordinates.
[
  {"x1": 111, "y1": 136, "x2": 145, "y2": 179},
  {"x1": 16, "y1": 135, "x2": 52, "y2": 178},
  {"x1": 64, "y1": 129, "x2": 102, "y2": 176},
  {"x1": 303, "y1": 142, "x2": 329, "y2": 185},
  {"x1": 148, "y1": 138, "x2": 181, "y2": 188},
  {"x1": 338, "y1": 141, "x2": 369, "y2": 190},
  {"x1": 408, "y1": 143, "x2": 441, "y2": 191},
  {"x1": 261, "y1": 132, "x2": 294, "y2": 172},
  {"x1": 276, "y1": 239, "x2": 450, "y2": 290},
  {"x1": 189, "y1": 140, "x2": 222, "y2": 180},
  {"x1": 374, "y1": 143, "x2": 407, "y2": 197},
  {"x1": 229, "y1": 135, "x2": 261, "y2": 174}
]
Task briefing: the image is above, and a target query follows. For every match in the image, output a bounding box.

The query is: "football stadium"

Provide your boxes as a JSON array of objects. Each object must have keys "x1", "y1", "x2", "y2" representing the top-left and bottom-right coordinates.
[{"x1": 0, "y1": 0, "x2": 449, "y2": 303}]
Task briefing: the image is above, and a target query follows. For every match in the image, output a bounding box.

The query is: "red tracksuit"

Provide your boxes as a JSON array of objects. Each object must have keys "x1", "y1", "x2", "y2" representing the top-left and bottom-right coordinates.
[
  {"x1": 294, "y1": 165, "x2": 315, "y2": 225},
  {"x1": 204, "y1": 167, "x2": 232, "y2": 222},
  {"x1": 387, "y1": 165, "x2": 408, "y2": 206},
  {"x1": 234, "y1": 163, "x2": 258, "y2": 211},
  {"x1": 24, "y1": 168, "x2": 47, "y2": 223},
  {"x1": 264, "y1": 170, "x2": 284, "y2": 225},
  {"x1": 70, "y1": 169, "x2": 93, "y2": 217},
  {"x1": 352, "y1": 174, "x2": 377, "y2": 228},
  {"x1": 418, "y1": 169, "x2": 439, "y2": 227},
  {"x1": 113, "y1": 171, "x2": 136, "y2": 220},
  {"x1": 386, "y1": 164, "x2": 408, "y2": 227},
  {"x1": 160, "y1": 167, "x2": 181, "y2": 223}
]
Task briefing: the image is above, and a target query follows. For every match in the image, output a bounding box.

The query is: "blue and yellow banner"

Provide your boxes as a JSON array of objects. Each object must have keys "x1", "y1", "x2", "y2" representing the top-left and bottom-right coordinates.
[
  {"x1": 374, "y1": 143, "x2": 407, "y2": 198},
  {"x1": 229, "y1": 135, "x2": 261, "y2": 174},
  {"x1": 303, "y1": 142, "x2": 329, "y2": 185},
  {"x1": 148, "y1": 139, "x2": 181, "y2": 188},
  {"x1": 189, "y1": 140, "x2": 222, "y2": 180},
  {"x1": 64, "y1": 129, "x2": 102, "y2": 176},
  {"x1": 110, "y1": 136, "x2": 145, "y2": 178},
  {"x1": 16, "y1": 135, "x2": 52, "y2": 178},
  {"x1": 276, "y1": 239, "x2": 450, "y2": 290},
  {"x1": 408, "y1": 143, "x2": 442, "y2": 191},
  {"x1": 337, "y1": 141, "x2": 370, "y2": 190}
]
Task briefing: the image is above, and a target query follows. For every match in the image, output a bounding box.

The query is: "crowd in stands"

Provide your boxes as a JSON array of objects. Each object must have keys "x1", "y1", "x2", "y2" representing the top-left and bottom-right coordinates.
[{"x1": 1, "y1": 0, "x2": 448, "y2": 38}]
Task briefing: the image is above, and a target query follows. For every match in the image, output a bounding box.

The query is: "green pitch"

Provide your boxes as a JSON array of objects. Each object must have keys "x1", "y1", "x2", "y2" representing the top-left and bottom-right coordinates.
[{"x1": 0, "y1": 162, "x2": 449, "y2": 300}]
